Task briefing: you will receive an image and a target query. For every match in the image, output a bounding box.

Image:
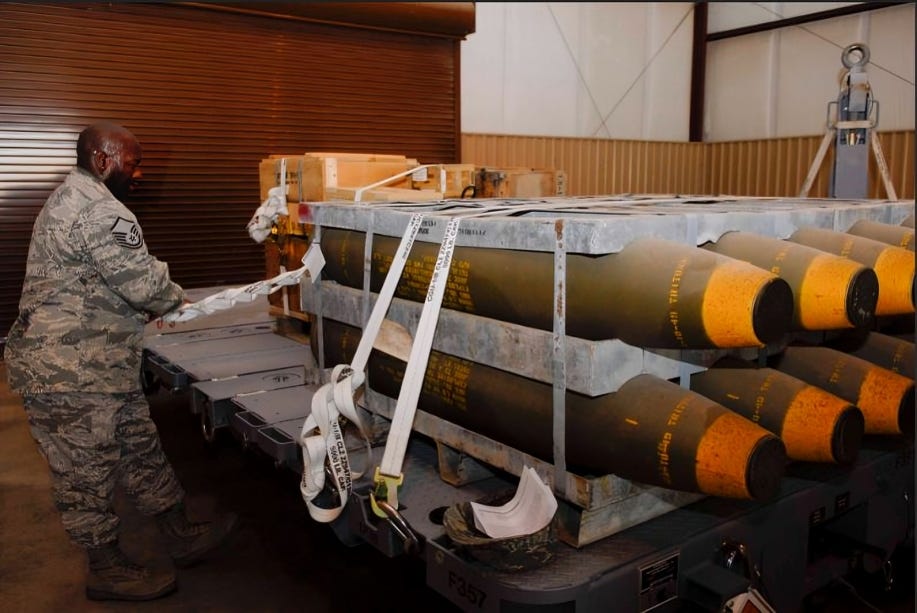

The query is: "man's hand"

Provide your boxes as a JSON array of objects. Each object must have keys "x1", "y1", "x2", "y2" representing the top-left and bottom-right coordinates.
[{"x1": 155, "y1": 301, "x2": 193, "y2": 329}]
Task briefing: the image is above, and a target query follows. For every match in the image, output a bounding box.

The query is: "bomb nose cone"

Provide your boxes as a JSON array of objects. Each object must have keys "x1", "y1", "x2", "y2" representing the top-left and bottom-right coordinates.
[
  {"x1": 745, "y1": 435, "x2": 788, "y2": 501},
  {"x1": 752, "y1": 277, "x2": 794, "y2": 345},
  {"x1": 833, "y1": 407, "x2": 865, "y2": 464},
  {"x1": 845, "y1": 267, "x2": 880, "y2": 328}
]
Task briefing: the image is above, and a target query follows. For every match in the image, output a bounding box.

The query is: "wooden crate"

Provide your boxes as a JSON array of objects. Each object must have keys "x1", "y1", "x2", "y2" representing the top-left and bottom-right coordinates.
[
  {"x1": 264, "y1": 234, "x2": 311, "y2": 322},
  {"x1": 474, "y1": 167, "x2": 567, "y2": 198},
  {"x1": 411, "y1": 163, "x2": 477, "y2": 198},
  {"x1": 259, "y1": 152, "x2": 432, "y2": 204},
  {"x1": 324, "y1": 185, "x2": 443, "y2": 202},
  {"x1": 258, "y1": 151, "x2": 451, "y2": 327}
]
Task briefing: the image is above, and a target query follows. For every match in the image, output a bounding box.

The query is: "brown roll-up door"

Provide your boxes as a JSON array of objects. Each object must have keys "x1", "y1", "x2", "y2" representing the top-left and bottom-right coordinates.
[{"x1": 0, "y1": 3, "x2": 466, "y2": 341}]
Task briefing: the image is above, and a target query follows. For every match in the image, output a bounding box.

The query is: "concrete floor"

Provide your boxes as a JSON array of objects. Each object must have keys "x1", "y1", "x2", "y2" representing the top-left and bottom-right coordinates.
[{"x1": 1, "y1": 343, "x2": 914, "y2": 613}]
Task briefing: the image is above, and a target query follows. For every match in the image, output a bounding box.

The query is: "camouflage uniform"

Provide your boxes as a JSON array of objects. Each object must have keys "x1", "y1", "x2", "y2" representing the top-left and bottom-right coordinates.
[{"x1": 6, "y1": 167, "x2": 186, "y2": 547}]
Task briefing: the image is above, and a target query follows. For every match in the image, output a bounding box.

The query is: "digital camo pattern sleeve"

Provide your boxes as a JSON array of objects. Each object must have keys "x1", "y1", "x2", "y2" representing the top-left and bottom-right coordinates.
[
  {"x1": 76, "y1": 199, "x2": 185, "y2": 318},
  {"x1": 6, "y1": 169, "x2": 185, "y2": 394}
]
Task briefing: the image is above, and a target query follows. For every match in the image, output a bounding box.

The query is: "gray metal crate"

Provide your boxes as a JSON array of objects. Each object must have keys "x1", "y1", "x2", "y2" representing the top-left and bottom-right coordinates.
[{"x1": 304, "y1": 195, "x2": 911, "y2": 253}]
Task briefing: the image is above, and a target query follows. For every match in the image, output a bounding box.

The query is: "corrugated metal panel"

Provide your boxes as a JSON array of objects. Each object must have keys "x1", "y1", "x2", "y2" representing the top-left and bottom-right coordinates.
[
  {"x1": 873, "y1": 131, "x2": 915, "y2": 199},
  {"x1": 705, "y1": 137, "x2": 832, "y2": 197},
  {"x1": 460, "y1": 134, "x2": 707, "y2": 196},
  {"x1": 706, "y1": 131, "x2": 914, "y2": 198},
  {"x1": 0, "y1": 3, "x2": 460, "y2": 338},
  {"x1": 462, "y1": 131, "x2": 913, "y2": 200}
]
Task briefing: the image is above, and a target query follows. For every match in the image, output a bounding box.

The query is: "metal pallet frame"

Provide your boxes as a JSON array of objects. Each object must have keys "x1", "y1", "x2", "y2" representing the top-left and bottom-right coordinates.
[{"x1": 139, "y1": 196, "x2": 915, "y2": 611}]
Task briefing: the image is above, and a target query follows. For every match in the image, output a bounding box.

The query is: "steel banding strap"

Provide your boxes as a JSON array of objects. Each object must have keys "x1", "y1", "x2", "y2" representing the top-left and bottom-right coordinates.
[
  {"x1": 313, "y1": 222, "x2": 325, "y2": 374},
  {"x1": 679, "y1": 213, "x2": 698, "y2": 389},
  {"x1": 299, "y1": 213, "x2": 425, "y2": 523},
  {"x1": 278, "y1": 160, "x2": 292, "y2": 316},
  {"x1": 552, "y1": 220, "x2": 568, "y2": 496},
  {"x1": 362, "y1": 212, "x2": 375, "y2": 348},
  {"x1": 371, "y1": 216, "x2": 461, "y2": 517}
]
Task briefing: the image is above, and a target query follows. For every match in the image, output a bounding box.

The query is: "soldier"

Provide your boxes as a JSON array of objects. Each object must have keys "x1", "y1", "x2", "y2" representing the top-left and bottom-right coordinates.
[{"x1": 5, "y1": 122, "x2": 238, "y2": 601}]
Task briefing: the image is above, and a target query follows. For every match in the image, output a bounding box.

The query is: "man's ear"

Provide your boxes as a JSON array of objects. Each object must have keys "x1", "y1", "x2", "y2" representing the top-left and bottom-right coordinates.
[{"x1": 93, "y1": 150, "x2": 109, "y2": 177}]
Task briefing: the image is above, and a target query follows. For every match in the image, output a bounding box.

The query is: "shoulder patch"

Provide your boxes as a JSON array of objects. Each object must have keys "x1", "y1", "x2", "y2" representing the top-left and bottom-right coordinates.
[{"x1": 110, "y1": 216, "x2": 144, "y2": 249}]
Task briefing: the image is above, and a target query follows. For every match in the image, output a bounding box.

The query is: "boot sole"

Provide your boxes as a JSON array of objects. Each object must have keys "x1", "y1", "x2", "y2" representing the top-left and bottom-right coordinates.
[
  {"x1": 86, "y1": 579, "x2": 177, "y2": 601},
  {"x1": 172, "y1": 513, "x2": 241, "y2": 568}
]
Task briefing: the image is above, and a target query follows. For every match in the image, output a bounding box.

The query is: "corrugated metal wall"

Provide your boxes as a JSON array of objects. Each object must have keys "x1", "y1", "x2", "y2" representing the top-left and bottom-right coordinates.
[
  {"x1": 705, "y1": 138, "x2": 818, "y2": 197},
  {"x1": 460, "y1": 134, "x2": 707, "y2": 196},
  {"x1": 462, "y1": 131, "x2": 915, "y2": 199},
  {"x1": 704, "y1": 131, "x2": 915, "y2": 198},
  {"x1": 0, "y1": 3, "x2": 461, "y2": 338}
]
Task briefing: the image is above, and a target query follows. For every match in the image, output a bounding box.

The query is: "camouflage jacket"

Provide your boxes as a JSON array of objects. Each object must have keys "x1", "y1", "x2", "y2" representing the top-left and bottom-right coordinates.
[{"x1": 5, "y1": 167, "x2": 184, "y2": 394}]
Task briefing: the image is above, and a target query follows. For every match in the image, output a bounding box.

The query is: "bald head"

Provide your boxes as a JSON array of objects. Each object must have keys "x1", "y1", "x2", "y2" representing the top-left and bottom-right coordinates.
[{"x1": 76, "y1": 122, "x2": 143, "y2": 199}]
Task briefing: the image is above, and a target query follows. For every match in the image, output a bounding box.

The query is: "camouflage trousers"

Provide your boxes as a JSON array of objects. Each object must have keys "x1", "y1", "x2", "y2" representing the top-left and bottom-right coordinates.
[{"x1": 21, "y1": 391, "x2": 185, "y2": 549}]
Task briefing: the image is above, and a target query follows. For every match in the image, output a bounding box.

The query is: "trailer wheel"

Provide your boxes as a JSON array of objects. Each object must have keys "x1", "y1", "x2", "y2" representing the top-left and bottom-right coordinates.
[
  {"x1": 201, "y1": 411, "x2": 217, "y2": 444},
  {"x1": 141, "y1": 368, "x2": 160, "y2": 395}
]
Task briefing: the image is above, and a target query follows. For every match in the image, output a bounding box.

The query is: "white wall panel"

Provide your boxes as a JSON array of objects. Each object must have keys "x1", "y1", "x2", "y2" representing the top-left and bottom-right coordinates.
[
  {"x1": 502, "y1": 3, "x2": 581, "y2": 136},
  {"x1": 865, "y1": 3, "x2": 916, "y2": 132},
  {"x1": 708, "y1": 3, "x2": 860, "y2": 34},
  {"x1": 460, "y1": 2, "x2": 506, "y2": 134},
  {"x1": 642, "y1": 3, "x2": 693, "y2": 140},
  {"x1": 576, "y1": 2, "x2": 648, "y2": 138},
  {"x1": 461, "y1": 2, "x2": 693, "y2": 141},
  {"x1": 463, "y1": 2, "x2": 910, "y2": 143},
  {"x1": 705, "y1": 3, "x2": 914, "y2": 141},
  {"x1": 775, "y1": 15, "x2": 864, "y2": 137},
  {"x1": 709, "y1": 2, "x2": 782, "y2": 34},
  {"x1": 705, "y1": 33, "x2": 774, "y2": 140}
]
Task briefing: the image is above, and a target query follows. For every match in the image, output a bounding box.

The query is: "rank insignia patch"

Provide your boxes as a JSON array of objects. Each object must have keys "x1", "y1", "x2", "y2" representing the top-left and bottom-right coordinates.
[{"x1": 111, "y1": 216, "x2": 144, "y2": 249}]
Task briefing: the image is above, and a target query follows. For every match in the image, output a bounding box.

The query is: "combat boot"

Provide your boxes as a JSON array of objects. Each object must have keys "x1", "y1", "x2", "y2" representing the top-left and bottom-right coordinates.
[
  {"x1": 86, "y1": 542, "x2": 177, "y2": 601},
  {"x1": 156, "y1": 503, "x2": 239, "y2": 568}
]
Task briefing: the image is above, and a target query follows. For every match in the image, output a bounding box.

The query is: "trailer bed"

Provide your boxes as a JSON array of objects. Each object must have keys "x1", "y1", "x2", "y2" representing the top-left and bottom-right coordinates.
[{"x1": 141, "y1": 297, "x2": 914, "y2": 612}]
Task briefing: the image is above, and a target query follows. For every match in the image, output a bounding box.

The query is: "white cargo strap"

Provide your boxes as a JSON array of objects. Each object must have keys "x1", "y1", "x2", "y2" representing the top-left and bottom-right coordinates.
[
  {"x1": 299, "y1": 213, "x2": 425, "y2": 522},
  {"x1": 370, "y1": 217, "x2": 461, "y2": 519},
  {"x1": 299, "y1": 362, "x2": 369, "y2": 523},
  {"x1": 160, "y1": 243, "x2": 325, "y2": 324}
]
